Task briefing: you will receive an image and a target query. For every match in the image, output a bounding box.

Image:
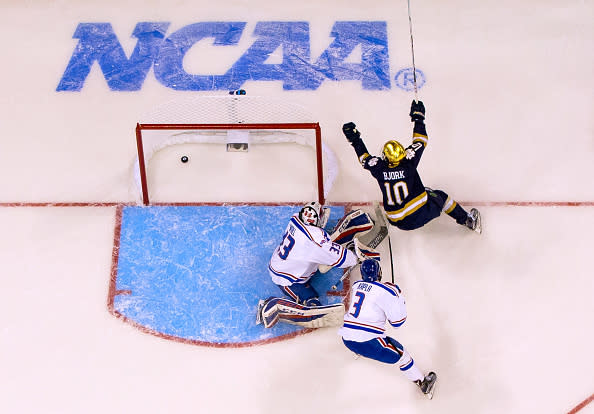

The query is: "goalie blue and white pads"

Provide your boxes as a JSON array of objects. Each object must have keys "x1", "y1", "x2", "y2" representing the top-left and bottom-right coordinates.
[
  {"x1": 256, "y1": 297, "x2": 345, "y2": 329},
  {"x1": 330, "y1": 209, "x2": 374, "y2": 247}
]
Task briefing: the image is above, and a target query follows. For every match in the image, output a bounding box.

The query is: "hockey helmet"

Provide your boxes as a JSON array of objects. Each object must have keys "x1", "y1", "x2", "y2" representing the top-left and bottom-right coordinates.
[
  {"x1": 382, "y1": 140, "x2": 406, "y2": 167},
  {"x1": 360, "y1": 259, "x2": 382, "y2": 282},
  {"x1": 299, "y1": 201, "x2": 322, "y2": 226}
]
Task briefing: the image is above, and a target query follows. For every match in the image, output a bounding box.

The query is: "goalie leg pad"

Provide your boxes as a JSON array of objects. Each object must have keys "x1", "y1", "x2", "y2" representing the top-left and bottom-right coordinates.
[{"x1": 257, "y1": 298, "x2": 345, "y2": 329}]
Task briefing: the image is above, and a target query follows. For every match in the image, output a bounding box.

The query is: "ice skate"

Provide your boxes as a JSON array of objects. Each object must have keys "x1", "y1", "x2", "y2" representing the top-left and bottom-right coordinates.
[
  {"x1": 465, "y1": 208, "x2": 482, "y2": 234},
  {"x1": 255, "y1": 299, "x2": 266, "y2": 325},
  {"x1": 415, "y1": 371, "x2": 437, "y2": 399},
  {"x1": 255, "y1": 297, "x2": 274, "y2": 325}
]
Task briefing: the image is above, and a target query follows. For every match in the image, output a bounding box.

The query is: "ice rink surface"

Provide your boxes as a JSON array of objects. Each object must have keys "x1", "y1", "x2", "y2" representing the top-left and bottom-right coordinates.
[{"x1": 1, "y1": 0, "x2": 593, "y2": 413}]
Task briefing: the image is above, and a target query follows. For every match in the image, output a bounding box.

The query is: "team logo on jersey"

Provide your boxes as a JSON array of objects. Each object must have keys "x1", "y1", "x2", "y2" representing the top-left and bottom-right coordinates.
[{"x1": 367, "y1": 157, "x2": 379, "y2": 167}]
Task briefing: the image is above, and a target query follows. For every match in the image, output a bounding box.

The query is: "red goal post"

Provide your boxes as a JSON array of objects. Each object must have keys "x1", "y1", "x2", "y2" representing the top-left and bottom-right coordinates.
[{"x1": 132, "y1": 95, "x2": 338, "y2": 205}]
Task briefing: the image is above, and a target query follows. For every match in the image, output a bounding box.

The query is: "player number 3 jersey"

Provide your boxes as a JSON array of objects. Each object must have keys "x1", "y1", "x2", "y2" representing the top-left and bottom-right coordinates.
[{"x1": 339, "y1": 280, "x2": 407, "y2": 342}]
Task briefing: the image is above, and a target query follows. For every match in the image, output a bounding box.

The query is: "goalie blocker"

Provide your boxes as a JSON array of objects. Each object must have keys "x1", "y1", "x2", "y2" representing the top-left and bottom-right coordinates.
[{"x1": 319, "y1": 204, "x2": 388, "y2": 274}]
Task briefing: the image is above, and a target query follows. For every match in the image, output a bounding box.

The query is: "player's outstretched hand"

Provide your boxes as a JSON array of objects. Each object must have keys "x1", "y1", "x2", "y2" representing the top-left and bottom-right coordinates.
[
  {"x1": 342, "y1": 122, "x2": 360, "y2": 142},
  {"x1": 410, "y1": 100, "x2": 426, "y2": 122}
]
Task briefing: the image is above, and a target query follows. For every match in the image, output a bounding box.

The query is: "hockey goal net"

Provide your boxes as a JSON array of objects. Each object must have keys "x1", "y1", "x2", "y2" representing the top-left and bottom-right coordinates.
[{"x1": 132, "y1": 95, "x2": 338, "y2": 205}]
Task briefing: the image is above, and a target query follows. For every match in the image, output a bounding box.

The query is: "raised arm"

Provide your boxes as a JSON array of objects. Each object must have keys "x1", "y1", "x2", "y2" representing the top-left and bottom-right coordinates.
[
  {"x1": 342, "y1": 122, "x2": 371, "y2": 164},
  {"x1": 410, "y1": 100, "x2": 428, "y2": 147}
]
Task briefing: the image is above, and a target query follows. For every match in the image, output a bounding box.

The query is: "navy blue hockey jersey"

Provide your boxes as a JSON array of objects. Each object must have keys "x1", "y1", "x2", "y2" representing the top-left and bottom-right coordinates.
[{"x1": 349, "y1": 122, "x2": 434, "y2": 229}]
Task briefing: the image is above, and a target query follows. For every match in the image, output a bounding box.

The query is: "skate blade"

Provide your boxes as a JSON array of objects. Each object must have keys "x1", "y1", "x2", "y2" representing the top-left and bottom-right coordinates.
[
  {"x1": 471, "y1": 209, "x2": 482, "y2": 235},
  {"x1": 474, "y1": 212, "x2": 482, "y2": 235},
  {"x1": 425, "y1": 377, "x2": 437, "y2": 400},
  {"x1": 255, "y1": 299, "x2": 265, "y2": 325}
]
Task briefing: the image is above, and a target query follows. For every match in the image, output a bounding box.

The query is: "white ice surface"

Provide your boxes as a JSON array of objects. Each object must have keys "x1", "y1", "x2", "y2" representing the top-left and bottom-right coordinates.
[{"x1": 0, "y1": 1, "x2": 593, "y2": 413}]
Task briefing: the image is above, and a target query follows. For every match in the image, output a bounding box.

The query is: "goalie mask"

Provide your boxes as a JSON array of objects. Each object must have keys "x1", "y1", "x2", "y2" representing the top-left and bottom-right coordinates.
[
  {"x1": 382, "y1": 140, "x2": 406, "y2": 167},
  {"x1": 299, "y1": 202, "x2": 322, "y2": 226},
  {"x1": 360, "y1": 259, "x2": 382, "y2": 282}
]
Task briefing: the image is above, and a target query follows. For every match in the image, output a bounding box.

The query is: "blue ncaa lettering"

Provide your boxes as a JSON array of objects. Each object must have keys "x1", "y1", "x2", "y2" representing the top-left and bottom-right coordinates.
[{"x1": 56, "y1": 21, "x2": 422, "y2": 92}]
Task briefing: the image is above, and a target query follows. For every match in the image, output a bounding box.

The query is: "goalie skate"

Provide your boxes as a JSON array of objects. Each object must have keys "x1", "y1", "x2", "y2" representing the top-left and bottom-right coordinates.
[
  {"x1": 416, "y1": 371, "x2": 437, "y2": 400},
  {"x1": 466, "y1": 208, "x2": 482, "y2": 234},
  {"x1": 255, "y1": 298, "x2": 267, "y2": 325}
]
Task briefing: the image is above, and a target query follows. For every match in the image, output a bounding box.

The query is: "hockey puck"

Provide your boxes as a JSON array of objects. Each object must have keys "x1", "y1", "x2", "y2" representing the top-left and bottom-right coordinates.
[{"x1": 181, "y1": 156, "x2": 189, "y2": 163}]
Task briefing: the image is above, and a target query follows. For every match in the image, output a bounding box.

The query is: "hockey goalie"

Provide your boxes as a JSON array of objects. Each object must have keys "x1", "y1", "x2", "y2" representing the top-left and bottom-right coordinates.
[{"x1": 256, "y1": 202, "x2": 388, "y2": 329}]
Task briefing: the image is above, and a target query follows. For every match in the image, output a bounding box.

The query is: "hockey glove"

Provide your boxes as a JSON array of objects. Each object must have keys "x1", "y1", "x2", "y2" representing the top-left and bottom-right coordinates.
[
  {"x1": 409, "y1": 100, "x2": 426, "y2": 122},
  {"x1": 342, "y1": 122, "x2": 360, "y2": 142}
]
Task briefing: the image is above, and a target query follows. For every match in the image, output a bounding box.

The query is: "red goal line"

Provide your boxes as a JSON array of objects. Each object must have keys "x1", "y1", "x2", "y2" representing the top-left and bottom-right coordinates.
[{"x1": 0, "y1": 201, "x2": 594, "y2": 208}]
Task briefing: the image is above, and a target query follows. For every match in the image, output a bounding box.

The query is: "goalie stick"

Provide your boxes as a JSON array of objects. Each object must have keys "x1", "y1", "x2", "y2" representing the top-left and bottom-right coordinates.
[
  {"x1": 366, "y1": 202, "x2": 395, "y2": 283},
  {"x1": 357, "y1": 202, "x2": 389, "y2": 249},
  {"x1": 372, "y1": 201, "x2": 395, "y2": 283}
]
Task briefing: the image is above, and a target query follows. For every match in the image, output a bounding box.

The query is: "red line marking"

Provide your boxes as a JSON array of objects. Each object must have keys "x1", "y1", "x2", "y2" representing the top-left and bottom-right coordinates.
[
  {"x1": 3, "y1": 199, "x2": 591, "y2": 411},
  {"x1": 109, "y1": 308, "x2": 315, "y2": 348},
  {"x1": 567, "y1": 393, "x2": 594, "y2": 414},
  {"x1": 105, "y1": 202, "x2": 358, "y2": 348},
  {"x1": 460, "y1": 201, "x2": 594, "y2": 207},
  {"x1": 107, "y1": 205, "x2": 124, "y2": 311},
  {"x1": 1, "y1": 201, "x2": 594, "y2": 208},
  {"x1": 0, "y1": 202, "x2": 125, "y2": 207}
]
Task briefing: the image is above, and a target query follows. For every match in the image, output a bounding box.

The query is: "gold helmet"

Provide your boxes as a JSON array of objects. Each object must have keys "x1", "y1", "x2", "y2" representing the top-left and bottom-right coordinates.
[{"x1": 382, "y1": 140, "x2": 406, "y2": 167}]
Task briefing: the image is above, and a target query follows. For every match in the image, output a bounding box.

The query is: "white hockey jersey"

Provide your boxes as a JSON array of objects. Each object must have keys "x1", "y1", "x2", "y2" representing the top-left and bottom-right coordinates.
[
  {"x1": 338, "y1": 280, "x2": 407, "y2": 342},
  {"x1": 268, "y1": 214, "x2": 358, "y2": 286}
]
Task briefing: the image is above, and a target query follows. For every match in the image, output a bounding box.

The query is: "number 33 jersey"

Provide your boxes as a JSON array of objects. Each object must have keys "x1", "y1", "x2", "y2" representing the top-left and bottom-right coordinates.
[
  {"x1": 268, "y1": 214, "x2": 358, "y2": 287},
  {"x1": 339, "y1": 280, "x2": 407, "y2": 342}
]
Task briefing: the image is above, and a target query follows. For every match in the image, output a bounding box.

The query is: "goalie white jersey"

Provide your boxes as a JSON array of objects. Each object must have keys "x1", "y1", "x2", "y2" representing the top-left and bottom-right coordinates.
[
  {"x1": 268, "y1": 214, "x2": 358, "y2": 287},
  {"x1": 339, "y1": 280, "x2": 407, "y2": 342}
]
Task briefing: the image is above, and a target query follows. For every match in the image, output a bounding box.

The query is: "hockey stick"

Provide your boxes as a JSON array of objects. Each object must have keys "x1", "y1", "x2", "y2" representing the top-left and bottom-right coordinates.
[
  {"x1": 369, "y1": 201, "x2": 393, "y2": 282},
  {"x1": 387, "y1": 232, "x2": 395, "y2": 284},
  {"x1": 331, "y1": 265, "x2": 356, "y2": 290},
  {"x1": 407, "y1": 0, "x2": 418, "y2": 101},
  {"x1": 358, "y1": 202, "x2": 389, "y2": 249}
]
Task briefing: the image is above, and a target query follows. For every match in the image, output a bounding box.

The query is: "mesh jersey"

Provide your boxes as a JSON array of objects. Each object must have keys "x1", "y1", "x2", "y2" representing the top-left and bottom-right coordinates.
[
  {"x1": 339, "y1": 280, "x2": 407, "y2": 342},
  {"x1": 268, "y1": 214, "x2": 358, "y2": 287}
]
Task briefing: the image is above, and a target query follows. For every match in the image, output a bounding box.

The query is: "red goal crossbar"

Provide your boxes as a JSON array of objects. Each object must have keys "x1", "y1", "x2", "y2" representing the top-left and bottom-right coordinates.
[{"x1": 135, "y1": 122, "x2": 324, "y2": 206}]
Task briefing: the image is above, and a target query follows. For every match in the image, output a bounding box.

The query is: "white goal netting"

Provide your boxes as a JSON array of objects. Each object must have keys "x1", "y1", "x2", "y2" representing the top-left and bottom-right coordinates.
[{"x1": 132, "y1": 95, "x2": 339, "y2": 205}]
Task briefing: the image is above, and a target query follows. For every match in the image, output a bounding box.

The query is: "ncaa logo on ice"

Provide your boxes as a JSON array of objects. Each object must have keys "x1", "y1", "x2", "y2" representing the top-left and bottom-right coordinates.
[{"x1": 57, "y1": 21, "x2": 426, "y2": 92}]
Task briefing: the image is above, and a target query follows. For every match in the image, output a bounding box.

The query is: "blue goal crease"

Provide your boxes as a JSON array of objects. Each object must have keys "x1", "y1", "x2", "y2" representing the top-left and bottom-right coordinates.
[{"x1": 113, "y1": 204, "x2": 346, "y2": 345}]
